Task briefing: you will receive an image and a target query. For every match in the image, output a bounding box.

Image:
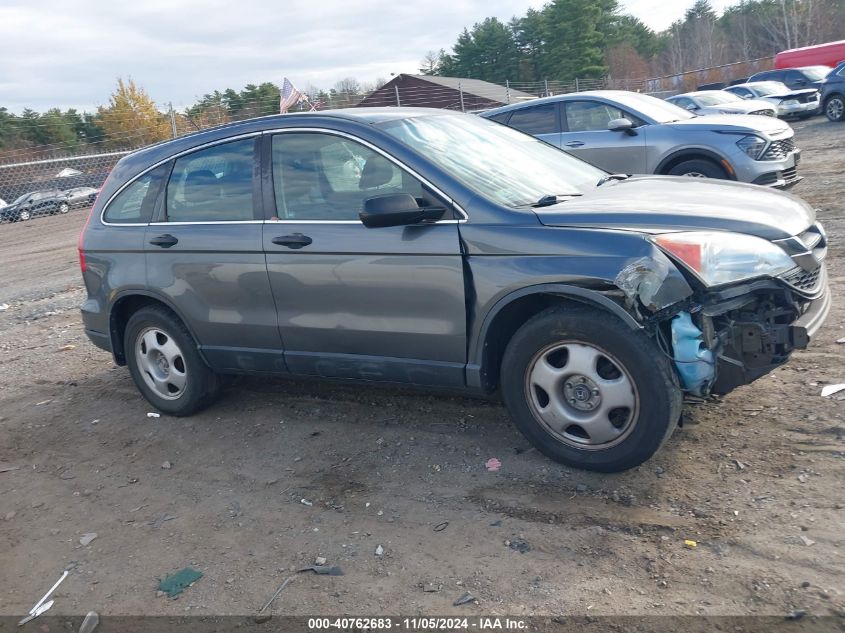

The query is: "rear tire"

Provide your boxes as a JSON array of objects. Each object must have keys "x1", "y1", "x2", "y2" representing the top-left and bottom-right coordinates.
[
  {"x1": 500, "y1": 306, "x2": 682, "y2": 472},
  {"x1": 58, "y1": 202, "x2": 70, "y2": 214},
  {"x1": 667, "y1": 158, "x2": 728, "y2": 180},
  {"x1": 124, "y1": 305, "x2": 220, "y2": 416},
  {"x1": 825, "y1": 95, "x2": 845, "y2": 122}
]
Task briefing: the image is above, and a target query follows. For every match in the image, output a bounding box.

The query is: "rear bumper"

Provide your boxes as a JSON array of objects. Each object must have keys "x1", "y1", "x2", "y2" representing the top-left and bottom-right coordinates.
[{"x1": 85, "y1": 328, "x2": 112, "y2": 353}]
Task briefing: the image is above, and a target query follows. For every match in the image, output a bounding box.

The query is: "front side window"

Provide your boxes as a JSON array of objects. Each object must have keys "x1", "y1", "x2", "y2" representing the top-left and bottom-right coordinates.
[
  {"x1": 271, "y1": 133, "x2": 424, "y2": 221},
  {"x1": 507, "y1": 103, "x2": 559, "y2": 135},
  {"x1": 671, "y1": 97, "x2": 694, "y2": 109},
  {"x1": 103, "y1": 163, "x2": 169, "y2": 223},
  {"x1": 564, "y1": 101, "x2": 628, "y2": 132},
  {"x1": 165, "y1": 138, "x2": 256, "y2": 222}
]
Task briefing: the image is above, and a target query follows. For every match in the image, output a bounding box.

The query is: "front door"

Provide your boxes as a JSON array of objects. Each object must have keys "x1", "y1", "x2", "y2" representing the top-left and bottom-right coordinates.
[
  {"x1": 560, "y1": 99, "x2": 647, "y2": 174},
  {"x1": 262, "y1": 130, "x2": 466, "y2": 387}
]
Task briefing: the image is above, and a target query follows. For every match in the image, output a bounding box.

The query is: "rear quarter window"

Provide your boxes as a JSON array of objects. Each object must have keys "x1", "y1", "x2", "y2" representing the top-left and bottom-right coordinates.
[{"x1": 103, "y1": 163, "x2": 169, "y2": 224}]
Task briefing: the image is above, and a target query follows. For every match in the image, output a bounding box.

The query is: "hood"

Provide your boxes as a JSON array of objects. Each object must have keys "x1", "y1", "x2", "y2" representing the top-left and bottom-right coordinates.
[
  {"x1": 533, "y1": 176, "x2": 814, "y2": 241},
  {"x1": 666, "y1": 113, "x2": 791, "y2": 136},
  {"x1": 699, "y1": 99, "x2": 774, "y2": 115},
  {"x1": 769, "y1": 88, "x2": 819, "y2": 99}
]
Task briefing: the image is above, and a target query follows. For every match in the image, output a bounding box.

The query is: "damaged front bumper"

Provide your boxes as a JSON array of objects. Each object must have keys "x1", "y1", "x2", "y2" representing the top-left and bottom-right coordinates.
[{"x1": 690, "y1": 270, "x2": 830, "y2": 396}]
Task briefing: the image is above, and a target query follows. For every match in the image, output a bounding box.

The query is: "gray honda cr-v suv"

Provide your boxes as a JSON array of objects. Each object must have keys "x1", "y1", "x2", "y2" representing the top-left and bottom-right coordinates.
[{"x1": 79, "y1": 108, "x2": 830, "y2": 472}]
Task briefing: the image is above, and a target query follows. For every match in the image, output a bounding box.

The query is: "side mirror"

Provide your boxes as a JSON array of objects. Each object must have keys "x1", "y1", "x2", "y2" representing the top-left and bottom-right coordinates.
[
  {"x1": 608, "y1": 118, "x2": 637, "y2": 135},
  {"x1": 685, "y1": 103, "x2": 698, "y2": 111},
  {"x1": 360, "y1": 193, "x2": 444, "y2": 229}
]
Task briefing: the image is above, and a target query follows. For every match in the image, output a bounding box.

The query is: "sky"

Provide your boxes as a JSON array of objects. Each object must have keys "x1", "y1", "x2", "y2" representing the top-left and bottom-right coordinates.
[{"x1": 0, "y1": 0, "x2": 736, "y2": 114}]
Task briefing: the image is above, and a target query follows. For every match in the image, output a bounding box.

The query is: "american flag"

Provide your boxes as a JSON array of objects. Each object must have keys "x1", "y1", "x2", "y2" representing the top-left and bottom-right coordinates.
[{"x1": 279, "y1": 77, "x2": 303, "y2": 113}]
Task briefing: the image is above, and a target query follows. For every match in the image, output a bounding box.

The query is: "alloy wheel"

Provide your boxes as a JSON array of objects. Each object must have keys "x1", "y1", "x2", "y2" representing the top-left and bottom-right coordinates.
[
  {"x1": 525, "y1": 341, "x2": 639, "y2": 450},
  {"x1": 827, "y1": 98, "x2": 844, "y2": 121}
]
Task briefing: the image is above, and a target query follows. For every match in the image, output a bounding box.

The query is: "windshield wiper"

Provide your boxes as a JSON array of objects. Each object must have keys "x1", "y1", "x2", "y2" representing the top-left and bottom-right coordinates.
[
  {"x1": 528, "y1": 193, "x2": 583, "y2": 208},
  {"x1": 596, "y1": 174, "x2": 630, "y2": 187}
]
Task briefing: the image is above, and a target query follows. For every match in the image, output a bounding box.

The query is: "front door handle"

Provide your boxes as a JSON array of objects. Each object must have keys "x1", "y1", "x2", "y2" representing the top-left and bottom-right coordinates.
[
  {"x1": 149, "y1": 234, "x2": 178, "y2": 248},
  {"x1": 272, "y1": 233, "x2": 312, "y2": 249},
  {"x1": 564, "y1": 140, "x2": 585, "y2": 148}
]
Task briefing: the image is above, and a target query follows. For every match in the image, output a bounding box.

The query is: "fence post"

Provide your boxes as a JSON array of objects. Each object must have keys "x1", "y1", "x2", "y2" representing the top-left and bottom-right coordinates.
[
  {"x1": 458, "y1": 83, "x2": 465, "y2": 112},
  {"x1": 168, "y1": 102, "x2": 177, "y2": 138},
  {"x1": 505, "y1": 80, "x2": 511, "y2": 104},
  {"x1": 543, "y1": 79, "x2": 549, "y2": 97},
  {"x1": 394, "y1": 85, "x2": 401, "y2": 107},
  {"x1": 575, "y1": 78, "x2": 580, "y2": 92}
]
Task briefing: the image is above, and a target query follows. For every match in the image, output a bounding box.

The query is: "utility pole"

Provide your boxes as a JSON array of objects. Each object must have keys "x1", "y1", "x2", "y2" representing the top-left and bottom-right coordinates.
[{"x1": 168, "y1": 102, "x2": 177, "y2": 138}]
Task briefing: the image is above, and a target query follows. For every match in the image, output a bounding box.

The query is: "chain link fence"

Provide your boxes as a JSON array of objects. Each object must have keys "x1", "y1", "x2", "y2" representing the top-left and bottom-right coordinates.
[{"x1": 0, "y1": 68, "x2": 736, "y2": 223}]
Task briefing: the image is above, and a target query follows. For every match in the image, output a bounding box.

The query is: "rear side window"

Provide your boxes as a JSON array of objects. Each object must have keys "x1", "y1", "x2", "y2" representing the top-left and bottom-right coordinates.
[
  {"x1": 165, "y1": 138, "x2": 256, "y2": 222},
  {"x1": 103, "y1": 163, "x2": 168, "y2": 224},
  {"x1": 506, "y1": 104, "x2": 559, "y2": 135},
  {"x1": 486, "y1": 111, "x2": 511, "y2": 124},
  {"x1": 564, "y1": 101, "x2": 628, "y2": 132}
]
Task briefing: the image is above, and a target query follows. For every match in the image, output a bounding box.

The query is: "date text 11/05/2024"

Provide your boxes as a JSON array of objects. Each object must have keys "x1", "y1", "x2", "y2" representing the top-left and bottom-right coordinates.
[{"x1": 307, "y1": 617, "x2": 528, "y2": 630}]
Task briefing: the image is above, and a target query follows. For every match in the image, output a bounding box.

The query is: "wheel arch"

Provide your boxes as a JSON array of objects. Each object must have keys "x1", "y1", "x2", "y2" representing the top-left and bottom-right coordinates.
[
  {"x1": 655, "y1": 148, "x2": 736, "y2": 180},
  {"x1": 108, "y1": 291, "x2": 205, "y2": 366},
  {"x1": 468, "y1": 284, "x2": 641, "y2": 393}
]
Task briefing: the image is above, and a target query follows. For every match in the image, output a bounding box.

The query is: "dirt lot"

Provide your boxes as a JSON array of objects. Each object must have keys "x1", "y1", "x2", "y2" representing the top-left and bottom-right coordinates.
[{"x1": 1, "y1": 118, "x2": 843, "y2": 620}]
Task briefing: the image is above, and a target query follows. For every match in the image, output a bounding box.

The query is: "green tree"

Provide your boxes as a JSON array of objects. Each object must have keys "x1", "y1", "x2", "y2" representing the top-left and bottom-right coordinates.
[
  {"x1": 542, "y1": 0, "x2": 612, "y2": 79},
  {"x1": 439, "y1": 18, "x2": 521, "y2": 83},
  {"x1": 510, "y1": 9, "x2": 546, "y2": 82}
]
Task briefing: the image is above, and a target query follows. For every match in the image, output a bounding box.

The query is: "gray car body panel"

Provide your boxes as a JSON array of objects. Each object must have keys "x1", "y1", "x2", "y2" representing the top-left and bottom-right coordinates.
[
  {"x1": 480, "y1": 91, "x2": 799, "y2": 186},
  {"x1": 80, "y1": 107, "x2": 827, "y2": 396}
]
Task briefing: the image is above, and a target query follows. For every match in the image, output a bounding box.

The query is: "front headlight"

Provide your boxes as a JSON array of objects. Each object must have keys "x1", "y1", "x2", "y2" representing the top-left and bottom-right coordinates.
[
  {"x1": 653, "y1": 231, "x2": 795, "y2": 286},
  {"x1": 736, "y1": 135, "x2": 767, "y2": 159},
  {"x1": 782, "y1": 99, "x2": 799, "y2": 106}
]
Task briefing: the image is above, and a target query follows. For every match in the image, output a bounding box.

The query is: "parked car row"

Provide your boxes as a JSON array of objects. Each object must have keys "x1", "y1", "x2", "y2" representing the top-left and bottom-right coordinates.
[
  {"x1": 687, "y1": 63, "x2": 845, "y2": 123},
  {"x1": 0, "y1": 186, "x2": 99, "y2": 222}
]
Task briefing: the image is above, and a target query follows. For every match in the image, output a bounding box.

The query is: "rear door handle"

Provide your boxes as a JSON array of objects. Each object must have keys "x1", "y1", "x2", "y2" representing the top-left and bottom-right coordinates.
[
  {"x1": 149, "y1": 234, "x2": 178, "y2": 248},
  {"x1": 564, "y1": 140, "x2": 585, "y2": 148},
  {"x1": 272, "y1": 233, "x2": 312, "y2": 249}
]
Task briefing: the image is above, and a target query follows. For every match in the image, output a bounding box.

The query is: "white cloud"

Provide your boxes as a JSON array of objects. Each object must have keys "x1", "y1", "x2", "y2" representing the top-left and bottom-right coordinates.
[
  {"x1": 620, "y1": 0, "x2": 736, "y2": 32},
  {"x1": 0, "y1": 0, "x2": 545, "y2": 113}
]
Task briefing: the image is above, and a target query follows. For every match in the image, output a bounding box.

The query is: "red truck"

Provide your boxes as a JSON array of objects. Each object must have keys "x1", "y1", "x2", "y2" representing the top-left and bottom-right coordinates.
[{"x1": 775, "y1": 40, "x2": 845, "y2": 69}]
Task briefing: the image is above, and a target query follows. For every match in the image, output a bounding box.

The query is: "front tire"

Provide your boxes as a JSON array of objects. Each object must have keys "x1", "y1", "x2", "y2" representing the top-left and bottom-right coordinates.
[
  {"x1": 18, "y1": 209, "x2": 31, "y2": 221},
  {"x1": 501, "y1": 306, "x2": 682, "y2": 472},
  {"x1": 124, "y1": 305, "x2": 220, "y2": 416},
  {"x1": 58, "y1": 202, "x2": 70, "y2": 214},
  {"x1": 825, "y1": 95, "x2": 845, "y2": 122},
  {"x1": 667, "y1": 159, "x2": 728, "y2": 180}
]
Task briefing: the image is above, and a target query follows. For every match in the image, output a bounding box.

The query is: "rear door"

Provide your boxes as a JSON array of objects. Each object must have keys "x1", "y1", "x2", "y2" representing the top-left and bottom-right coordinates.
[
  {"x1": 261, "y1": 129, "x2": 467, "y2": 387},
  {"x1": 559, "y1": 99, "x2": 647, "y2": 173},
  {"x1": 144, "y1": 136, "x2": 283, "y2": 372}
]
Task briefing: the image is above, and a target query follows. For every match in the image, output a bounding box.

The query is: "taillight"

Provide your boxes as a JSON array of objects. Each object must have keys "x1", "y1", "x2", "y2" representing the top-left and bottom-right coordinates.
[{"x1": 78, "y1": 193, "x2": 99, "y2": 273}]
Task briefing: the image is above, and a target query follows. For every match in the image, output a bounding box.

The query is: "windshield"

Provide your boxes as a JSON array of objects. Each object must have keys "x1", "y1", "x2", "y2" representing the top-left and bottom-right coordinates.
[
  {"x1": 379, "y1": 113, "x2": 605, "y2": 207},
  {"x1": 610, "y1": 92, "x2": 696, "y2": 123},
  {"x1": 800, "y1": 66, "x2": 829, "y2": 81},
  {"x1": 12, "y1": 193, "x2": 31, "y2": 205},
  {"x1": 695, "y1": 92, "x2": 742, "y2": 106},
  {"x1": 751, "y1": 82, "x2": 788, "y2": 96}
]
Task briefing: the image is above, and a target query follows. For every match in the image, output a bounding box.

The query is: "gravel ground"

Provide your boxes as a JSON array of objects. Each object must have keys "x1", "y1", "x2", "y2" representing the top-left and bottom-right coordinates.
[{"x1": 0, "y1": 118, "x2": 843, "y2": 620}]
